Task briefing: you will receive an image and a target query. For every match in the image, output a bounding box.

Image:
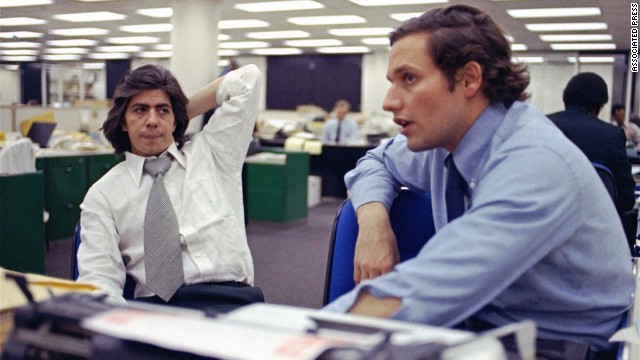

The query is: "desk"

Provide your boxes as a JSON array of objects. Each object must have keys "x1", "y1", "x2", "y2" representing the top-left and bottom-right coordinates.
[
  {"x1": 310, "y1": 144, "x2": 374, "y2": 198},
  {"x1": 35, "y1": 150, "x2": 123, "y2": 242}
]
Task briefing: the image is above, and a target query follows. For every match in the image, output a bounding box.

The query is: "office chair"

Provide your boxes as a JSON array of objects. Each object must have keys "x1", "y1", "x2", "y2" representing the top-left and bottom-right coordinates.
[
  {"x1": 72, "y1": 222, "x2": 136, "y2": 299},
  {"x1": 323, "y1": 189, "x2": 436, "y2": 305},
  {"x1": 592, "y1": 162, "x2": 617, "y2": 202}
]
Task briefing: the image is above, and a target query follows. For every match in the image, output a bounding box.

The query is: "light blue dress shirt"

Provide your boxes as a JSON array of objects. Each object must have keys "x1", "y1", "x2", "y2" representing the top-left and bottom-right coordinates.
[
  {"x1": 324, "y1": 101, "x2": 635, "y2": 351},
  {"x1": 322, "y1": 117, "x2": 359, "y2": 144}
]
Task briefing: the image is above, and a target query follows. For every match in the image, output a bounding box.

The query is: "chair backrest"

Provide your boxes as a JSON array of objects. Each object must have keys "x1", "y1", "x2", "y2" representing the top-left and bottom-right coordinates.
[
  {"x1": 592, "y1": 162, "x2": 617, "y2": 202},
  {"x1": 323, "y1": 189, "x2": 436, "y2": 305},
  {"x1": 72, "y1": 222, "x2": 136, "y2": 299}
]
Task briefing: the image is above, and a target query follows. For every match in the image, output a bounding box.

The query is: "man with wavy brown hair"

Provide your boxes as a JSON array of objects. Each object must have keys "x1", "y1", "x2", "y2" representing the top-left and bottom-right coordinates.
[{"x1": 325, "y1": 5, "x2": 633, "y2": 358}]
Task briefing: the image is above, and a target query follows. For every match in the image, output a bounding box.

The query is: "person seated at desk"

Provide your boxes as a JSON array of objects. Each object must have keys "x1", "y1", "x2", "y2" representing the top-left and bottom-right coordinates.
[
  {"x1": 77, "y1": 64, "x2": 264, "y2": 314},
  {"x1": 322, "y1": 99, "x2": 359, "y2": 144},
  {"x1": 547, "y1": 72, "x2": 635, "y2": 214},
  {"x1": 323, "y1": 5, "x2": 634, "y2": 359}
]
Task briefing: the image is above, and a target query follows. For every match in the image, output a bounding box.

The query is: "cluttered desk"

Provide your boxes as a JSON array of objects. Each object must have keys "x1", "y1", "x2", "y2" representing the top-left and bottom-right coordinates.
[{"x1": 0, "y1": 267, "x2": 546, "y2": 360}]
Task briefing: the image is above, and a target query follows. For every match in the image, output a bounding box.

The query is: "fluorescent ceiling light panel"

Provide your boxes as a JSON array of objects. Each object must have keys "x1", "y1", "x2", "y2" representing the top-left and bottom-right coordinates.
[
  {"x1": 218, "y1": 59, "x2": 231, "y2": 67},
  {"x1": 0, "y1": 49, "x2": 39, "y2": 55},
  {"x1": 0, "y1": 0, "x2": 52, "y2": 7},
  {"x1": 288, "y1": 15, "x2": 365, "y2": 26},
  {"x1": 550, "y1": 43, "x2": 616, "y2": 50},
  {"x1": 0, "y1": 17, "x2": 46, "y2": 26},
  {"x1": 507, "y1": 7, "x2": 600, "y2": 18},
  {"x1": 219, "y1": 34, "x2": 231, "y2": 41},
  {"x1": 42, "y1": 54, "x2": 82, "y2": 61},
  {"x1": 361, "y1": 38, "x2": 390, "y2": 45},
  {"x1": 47, "y1": 39, "x2": 98, "y2": 46},
  {"x1": 567, "y1": 56, "x2": 615, "y2": 63},
  {"x1": 1, "y1": 56, "x2": 37, "y2": 62},
  {"x1": 0, "y1": 31, "x2": 43, "y2": 39},
  {"x1": 219, "y1": 41, "x2": 269, "y2": 49},
  {"x1": 218, "y1": 49, "x2": 240, "y2": 56},
  {"x1": 252, "y1": 48, "x2": 304, "y2": 55},
  {"x1": 53, "y1": 11, "x2": 126, "y2": 22},
  {"x1": 285, "y1": 39, "x2": 343, "y2": 47},
  {"x1": 329, "y1": 27, "x2": 393, "y2": 36},
  {"x1": 50, "y1": 28, "x2": 109, "y2": 36},
  {"x1": 138, "y1": 51, "x2": 172, "y2": 58},
  {"x1": 390, "y1": 13, "x2": 422, "y2": 22},
  {"x1": 511, "y1": 44, "x2": 527, "y2": 51},
  {"x1": 96, "y1": 45, "x2": 143, "y2": 52},
  {"x1": 317, "y1": 46, "x2": 370, "y2": 53},
  {"x1": 219, "y1": 19, "x2": 269, "y2": 29},
  {"x1": 526, "y1": 23, "x2": 607, "y2": 32},
  {"x1": 120, "y1": 24, "x2": 172, "y2": 33},
  {"x1": 83, "y1": 63, "x2": 105, "y2": 70},
  {"x1": 539, "y1": 34, "x2": 612, "y2": 42},
  {"x1": 247, "y1": 30, "x2": 310, "y2": 39},
  {"x1": 136, "y1": 8, "x2": 173, "y2": 18},
  {"x1": 107, "y1": 36, "x2": 160, "y2": 44},
  {"x1": 0, "y1": 41, "x2": 41, "y2": 48},
  {"x1": 45, "y1": 47, "x2": 89, "y2": 54},
  {"x1": 512, "y1": 56, "x2": 545, "y2": 64},
  {"x1": 350, "y1": 0, "x2": 447, "y2": 6},
  {"x1": 154, "y1": 44, "x2": 173, "y2": 51},
  {"x1": 88, "y1": 52, "x2": 130, "y2": 59},
  {"x1": 235, "y1": 1, "x2": 324, "y2": 12}
]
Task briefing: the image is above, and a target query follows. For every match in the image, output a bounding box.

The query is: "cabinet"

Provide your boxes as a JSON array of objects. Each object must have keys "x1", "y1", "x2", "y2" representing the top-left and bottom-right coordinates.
[
  {"x1": 36, "y1": 153, "x2": 123, "y2": 241},
  {"x1": 246, "y1": 150, "x2": 309, "y2": 222},
  {"x1": 0, "y1": 172, "x2": 45, "y2": 273}
]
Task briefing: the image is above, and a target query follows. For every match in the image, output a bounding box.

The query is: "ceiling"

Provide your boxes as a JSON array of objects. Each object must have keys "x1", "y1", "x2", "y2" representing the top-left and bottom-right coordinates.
[{"x1": 0, "y1": 0, "x2": 633, "y2": 63}]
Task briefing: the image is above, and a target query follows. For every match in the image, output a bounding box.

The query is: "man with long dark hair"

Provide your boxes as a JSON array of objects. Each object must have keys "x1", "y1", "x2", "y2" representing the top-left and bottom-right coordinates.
[
  {"x1": 78, "y1": 64, "x2": 264, "y2": 314},
  {"x1": 325, "y1": 5, "x2": 634, "y2": 358}
]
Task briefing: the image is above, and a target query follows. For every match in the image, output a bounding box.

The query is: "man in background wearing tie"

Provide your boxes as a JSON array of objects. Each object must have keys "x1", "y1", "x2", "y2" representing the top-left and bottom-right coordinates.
[
  {"x1": 77, "y1": 64, "x2": 264, "y2": 314},
  {"x1": 321, "y1": 99, "x2": 359, "y2": 144},
  {"x1": 323, "y1": 4, "x2": 634, "y2": 358}
]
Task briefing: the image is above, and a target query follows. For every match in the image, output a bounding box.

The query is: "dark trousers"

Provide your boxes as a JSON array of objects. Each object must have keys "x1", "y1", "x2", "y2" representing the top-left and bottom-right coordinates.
[
  {"x1": 134, "y1": 281, "x2": 264, "y2": 317},
  {"x1": 465, "y1": 318, "x2": 617, "y2": 360}
]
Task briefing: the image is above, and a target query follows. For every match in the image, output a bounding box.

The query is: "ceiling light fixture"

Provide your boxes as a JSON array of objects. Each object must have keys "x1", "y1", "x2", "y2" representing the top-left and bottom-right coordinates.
[
  {"x1": 119, "y1": 24, "x2": 173, "y2": 33},
  {"x1": 0, "y1": 0, "x2": 52, "y2": 7},
  {"x1": 219, "y1": 19, "x2": 269, "y2": 29},
  {"x1": 235, "y1": 1, "x2": 324, "y2": 12},
  {"x1": 247, "y1": 30, "x2": 310, "y2": 39},
  {"x1": 507, "y1": 7, "x2": 601, "y2": 18},
  {"x1": 0, "y1": 17, "x2": 46, "y2": 26},
  {"x1": 328, "y1": 27, "x2": 393, "y2": 36},
  {"x1": 285, "y1": 39, "x2": 343, "y2": 47},
  {"x1": 136, "y1": 8, "x2": 173, "y2": 18},
  {"x1": 550, "y1": 43, "x2": 616, "y2": 50},
  {"x1": 50, "y1": 28, "x2": 109, "y2": 36},
  {"x1": 317, "y1": 46, "x2": 370, "y2": 54},
  {"x1": 53, "y1": 11, "x2": 126, "y2": 22},
  {"x1": 350, "y1": 0, "x2": 447, "y2": 6},
  {"x1": 219, "y1": 41, "x2": 270, "y2": 49},
  {"x1": 526, "y1": 23, "x2": 607, "y2": 32},
  {"x1": 539, "y1": 34, "x2": 613, "y2": 42},
  {"x1": 252, "y1": 48, "x2": 304, "y2": 55},
  {"x1": 288, "y1": 15, "x2": 365, "y2": 26}
]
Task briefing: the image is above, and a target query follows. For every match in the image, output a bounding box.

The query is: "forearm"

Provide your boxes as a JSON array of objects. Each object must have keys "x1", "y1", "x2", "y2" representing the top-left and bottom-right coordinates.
[{"x1": 187, "y1": 76, "x2": 226, "y2": 119}]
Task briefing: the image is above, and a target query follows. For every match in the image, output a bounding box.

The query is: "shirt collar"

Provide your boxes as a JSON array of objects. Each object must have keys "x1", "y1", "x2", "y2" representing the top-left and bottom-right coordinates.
[
  {"x1": 452, "y1": 103, "x2": 507, "y2": 188},
  {"x1": 124, "y1": 142, "x2": 185, "y2": 188}
]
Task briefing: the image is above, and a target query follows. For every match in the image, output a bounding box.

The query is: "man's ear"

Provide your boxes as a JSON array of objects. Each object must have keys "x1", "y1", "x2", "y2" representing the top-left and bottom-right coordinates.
[{"x1": 458, "y1": 61, "x2": 483, "y2": 98}]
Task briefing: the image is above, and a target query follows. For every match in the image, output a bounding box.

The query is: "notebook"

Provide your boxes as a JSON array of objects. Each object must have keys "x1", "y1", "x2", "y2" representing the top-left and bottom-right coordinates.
[{"x1": 26, "y1": 122, "x2": 56, "y2": 148}]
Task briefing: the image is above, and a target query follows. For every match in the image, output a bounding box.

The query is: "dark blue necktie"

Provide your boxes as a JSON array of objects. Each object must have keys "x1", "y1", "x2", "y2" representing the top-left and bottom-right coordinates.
[{"x1": 445, "y1": 154, "x2": 467, "y2": 222}]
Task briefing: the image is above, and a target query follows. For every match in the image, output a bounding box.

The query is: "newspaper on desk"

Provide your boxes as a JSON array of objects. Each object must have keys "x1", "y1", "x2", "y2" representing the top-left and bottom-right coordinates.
[{"x1": 82, "y1": 303, "x2": 477, "y2": 360}]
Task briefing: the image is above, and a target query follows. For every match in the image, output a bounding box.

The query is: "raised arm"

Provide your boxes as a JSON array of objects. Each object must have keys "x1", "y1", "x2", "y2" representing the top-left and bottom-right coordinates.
[{"x1": 186, "y1": 75, "x2": 225, "y2": 119}]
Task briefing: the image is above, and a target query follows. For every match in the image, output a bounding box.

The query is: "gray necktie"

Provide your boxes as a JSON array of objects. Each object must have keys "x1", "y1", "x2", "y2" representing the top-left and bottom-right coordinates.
[{"x1": 143, "y1": 154, "x2": 184, "y2": 301}]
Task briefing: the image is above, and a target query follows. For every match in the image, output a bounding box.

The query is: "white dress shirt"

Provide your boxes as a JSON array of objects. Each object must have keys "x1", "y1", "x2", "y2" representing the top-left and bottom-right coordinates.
[{"x1": 78, "y1": 65, "x2": 262, "y2": 304}]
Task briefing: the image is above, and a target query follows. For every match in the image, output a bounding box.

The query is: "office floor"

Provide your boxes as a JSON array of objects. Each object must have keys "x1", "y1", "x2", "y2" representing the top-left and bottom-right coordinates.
[{"x1": 45, "y1": 197, "x2": 345, "y2": 310}]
